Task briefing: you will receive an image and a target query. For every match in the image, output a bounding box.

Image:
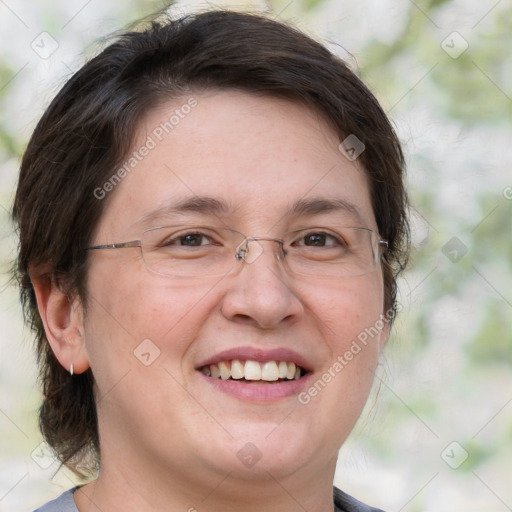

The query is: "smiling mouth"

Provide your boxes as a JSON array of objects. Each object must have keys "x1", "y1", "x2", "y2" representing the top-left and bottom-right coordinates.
[{"x1": 199, "y1": 360, "x2": 307, "y2": 383}]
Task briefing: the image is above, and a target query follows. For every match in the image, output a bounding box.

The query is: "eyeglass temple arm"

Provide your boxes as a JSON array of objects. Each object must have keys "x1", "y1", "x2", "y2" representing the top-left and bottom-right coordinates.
[{"x1": 86, "y1": 241, "x2": 142, "y2": 251}]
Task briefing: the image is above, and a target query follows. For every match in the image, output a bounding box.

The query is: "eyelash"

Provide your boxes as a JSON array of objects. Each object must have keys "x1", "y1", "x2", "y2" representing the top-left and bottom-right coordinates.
[
  {"x1": 292, "y1": 231, "x2": 347, "y2": 248},
  {"x1": 162, "y1": 232, "x2": 217, "y2": 247},
  {"x1": 160, "y1": 229, "x2": 347, "y2": 249}
]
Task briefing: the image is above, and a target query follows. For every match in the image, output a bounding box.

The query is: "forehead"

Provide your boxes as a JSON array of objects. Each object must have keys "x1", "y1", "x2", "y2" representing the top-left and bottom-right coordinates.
[{"x1": 97, "y1": 91, "x2": 376, "y2": 237}]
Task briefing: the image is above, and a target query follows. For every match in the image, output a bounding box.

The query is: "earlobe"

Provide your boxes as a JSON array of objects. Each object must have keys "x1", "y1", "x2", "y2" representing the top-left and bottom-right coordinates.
[{"x1": 29, "y1": 267, "x2": 90, "y2": 375}]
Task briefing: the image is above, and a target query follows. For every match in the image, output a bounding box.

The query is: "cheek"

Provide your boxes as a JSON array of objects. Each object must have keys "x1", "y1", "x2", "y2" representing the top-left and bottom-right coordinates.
[
  {"x1": 83, "y1": 262, "x2": 216, "y2": 385},
  {"x1": 305, "y1": 273, "x2": 385, "y2": 346},
  {"x1": 302, "y1": 275, "x2": 384, "y2": 395}
]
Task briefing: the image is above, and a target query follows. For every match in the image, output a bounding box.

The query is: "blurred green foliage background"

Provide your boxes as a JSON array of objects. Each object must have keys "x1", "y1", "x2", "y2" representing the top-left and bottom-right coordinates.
[{"x1": 1, "y1": 1, "x2": 510, "y2": 511}]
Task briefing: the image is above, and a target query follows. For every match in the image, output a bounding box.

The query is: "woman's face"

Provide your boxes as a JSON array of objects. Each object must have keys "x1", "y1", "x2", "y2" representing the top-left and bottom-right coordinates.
[{"x1": 82, "y1": 91, "x2": 387, "y2": 488}]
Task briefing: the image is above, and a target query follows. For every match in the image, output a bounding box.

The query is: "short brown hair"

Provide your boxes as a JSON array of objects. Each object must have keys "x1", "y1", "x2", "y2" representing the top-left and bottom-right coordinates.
[{"x1": 12, "y1": 9, "x2": 409, "y2": 477}]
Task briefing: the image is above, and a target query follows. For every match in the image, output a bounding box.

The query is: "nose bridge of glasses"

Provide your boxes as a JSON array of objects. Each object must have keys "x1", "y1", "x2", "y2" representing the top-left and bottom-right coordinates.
[{"x1": 235, "y1": 236, "x2": 285, "y2": 264}]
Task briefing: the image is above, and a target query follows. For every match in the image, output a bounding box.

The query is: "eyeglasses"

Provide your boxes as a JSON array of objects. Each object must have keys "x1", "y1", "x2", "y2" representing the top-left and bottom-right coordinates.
[{"x1": 86, "y1": 224, "x2": 388, "y2": 279}]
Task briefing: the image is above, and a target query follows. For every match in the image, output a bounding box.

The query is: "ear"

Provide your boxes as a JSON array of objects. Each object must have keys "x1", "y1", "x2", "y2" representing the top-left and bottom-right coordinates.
[{"x1": 30, "y1": 266, "x2": 90, "y2": 375}]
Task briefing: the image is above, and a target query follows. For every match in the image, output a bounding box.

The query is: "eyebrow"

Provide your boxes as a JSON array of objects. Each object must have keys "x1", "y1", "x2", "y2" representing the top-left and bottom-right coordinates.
[
  {"x1": 289, "y1": 197, "x2": 364, "y2": 223},
  {"x1": 137, "y1": 196, "x2": 229, "y2": 225},
  {"x1": 137, "y1": 195, "x2": 365, "y2": 226}
]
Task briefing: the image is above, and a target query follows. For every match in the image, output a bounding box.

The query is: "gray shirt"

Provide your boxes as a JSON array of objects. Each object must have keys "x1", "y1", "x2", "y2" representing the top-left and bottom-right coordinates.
[{"x1": 33, "y1": 486, "x2": 385, "y2": 511}]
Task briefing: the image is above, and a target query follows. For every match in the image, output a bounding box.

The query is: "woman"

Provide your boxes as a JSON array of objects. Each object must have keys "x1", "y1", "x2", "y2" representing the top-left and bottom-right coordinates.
[{"x1": 13, "y1": 9, "x2": 409, "y2": 512}]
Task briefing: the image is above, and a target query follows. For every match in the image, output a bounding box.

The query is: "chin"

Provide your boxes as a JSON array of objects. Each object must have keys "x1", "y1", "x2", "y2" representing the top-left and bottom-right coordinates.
[{"x1": 201, "y1": 422, "x2": 326, "y2": 480}]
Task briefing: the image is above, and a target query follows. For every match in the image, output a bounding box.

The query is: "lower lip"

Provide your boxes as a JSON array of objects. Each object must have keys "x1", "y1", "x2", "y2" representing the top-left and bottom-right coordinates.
[{"x1": 198, "y1": 372, "x2": 312, "y2": 401}]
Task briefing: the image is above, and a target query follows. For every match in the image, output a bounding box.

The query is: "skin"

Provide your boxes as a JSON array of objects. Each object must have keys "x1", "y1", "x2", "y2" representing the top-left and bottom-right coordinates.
[{"x1": 32, "y1": 91, "x2": 388, "y2": 512}]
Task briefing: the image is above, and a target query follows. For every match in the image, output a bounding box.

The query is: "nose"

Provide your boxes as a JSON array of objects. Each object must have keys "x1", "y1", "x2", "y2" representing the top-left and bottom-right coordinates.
[
  {"x1": 220, "y1": 239, "x2": 304, "y2": 329},
  {"x1": 235, "y1": 236, "x2": 285, "y2": 264}
]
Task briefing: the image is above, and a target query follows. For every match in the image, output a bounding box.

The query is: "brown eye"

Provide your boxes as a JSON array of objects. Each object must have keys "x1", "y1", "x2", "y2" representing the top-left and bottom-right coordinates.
[
  {"x1": 159, "y1": 231, "x2": 215, "y2": 248},
  {"x1": 295, "y1": 232, "x2": 343, "y2": 248},
  {"x1": 179, "y1": 233, "x2": 208, "y2": 246},
  {"x1": 303, "y1": 233, "x2": 327, "y2": 246}
]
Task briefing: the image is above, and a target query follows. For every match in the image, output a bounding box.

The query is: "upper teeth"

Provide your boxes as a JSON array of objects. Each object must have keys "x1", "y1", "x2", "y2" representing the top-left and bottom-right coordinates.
[{"x1": 200, "y1": 360, "x2": 302, "y2": 381}]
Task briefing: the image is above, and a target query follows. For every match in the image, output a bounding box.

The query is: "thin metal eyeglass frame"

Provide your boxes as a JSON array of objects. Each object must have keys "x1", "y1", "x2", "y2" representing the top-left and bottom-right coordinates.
[{"x1": 85, "y1": 226, "x2": 389, "y2": 278}]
